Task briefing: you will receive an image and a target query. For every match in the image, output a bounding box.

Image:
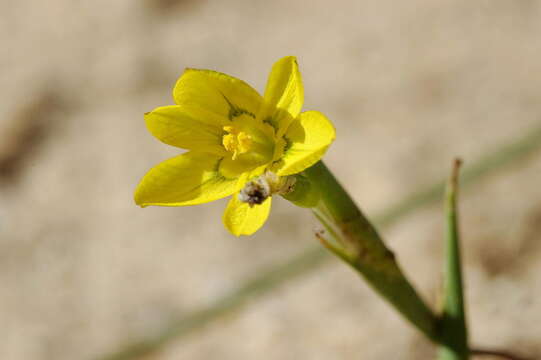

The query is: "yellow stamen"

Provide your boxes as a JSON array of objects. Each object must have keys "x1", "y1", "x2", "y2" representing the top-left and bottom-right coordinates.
[{"x1": 222, "y1": 125, "x2": 252, "y2": 160}]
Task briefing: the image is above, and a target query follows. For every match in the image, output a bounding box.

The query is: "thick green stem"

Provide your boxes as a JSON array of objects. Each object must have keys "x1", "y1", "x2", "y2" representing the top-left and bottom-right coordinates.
[
  {"x1": 438, "y1": 159, "x2": 469, "y2": 360},
  {"x1": 304, "y1": 161, "x2": 439, "y2": 342}
]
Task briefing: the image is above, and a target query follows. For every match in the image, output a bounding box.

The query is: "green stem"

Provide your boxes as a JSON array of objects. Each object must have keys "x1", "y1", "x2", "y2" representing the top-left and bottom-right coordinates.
[
  {"x1": 438, "y1": 159, "x2": 469, "y2": 360},
  {"x1": 304, "y1": 161, "x2": 439, "y2": 342},
  {"x1": 99, "y1": 125, "x2": 541, "y2": 360}
]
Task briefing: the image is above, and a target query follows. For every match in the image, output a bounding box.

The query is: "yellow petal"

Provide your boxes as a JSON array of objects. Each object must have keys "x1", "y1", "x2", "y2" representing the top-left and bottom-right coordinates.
[
  {"x1": 135, "y1": 152, "x2": 247, "y2": 207},
  {"x1": 173, "y1": 68, "x2": 262, "y2": 121},
  {"x1": 219, "y1": 155, "x2": 259, "y2": 179},
  {"x1": 275, "y1": 111, "x2": 336, "y2": 176},
  {"x1": 223, "y1": 193, "x2": 272, "y2": 236},
  {"x1": 145, "y1": 105, "x2": 227, "y2": 155},
  {"x1": 262, "y1": 56, "x2": 304, "y2": 136}
]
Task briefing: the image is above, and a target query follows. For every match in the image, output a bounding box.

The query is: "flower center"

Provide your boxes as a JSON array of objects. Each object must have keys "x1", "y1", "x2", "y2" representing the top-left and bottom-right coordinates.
[
  {"x1": 222, "y1": 126, "x2": 253, "y2": 160},
  {"x1": 220, "y1": 114, "x2": 277, "y2": 168}
]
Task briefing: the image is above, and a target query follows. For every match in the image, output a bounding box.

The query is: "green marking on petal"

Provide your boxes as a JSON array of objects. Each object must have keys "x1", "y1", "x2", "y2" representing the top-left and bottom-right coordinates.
[
  {"x1": 263, "y1": 116, "x2": 278, "y2": 132},
  {"x1": 220, "y1": 92, "x2": 256, "y2": 120},
  {"x1": 282, "y1": 135, "x2": 293, "y2": 153}
]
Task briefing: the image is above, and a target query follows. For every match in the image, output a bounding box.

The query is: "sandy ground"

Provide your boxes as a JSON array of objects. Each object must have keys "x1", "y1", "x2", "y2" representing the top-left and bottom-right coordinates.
[{"x1": 1, "y1": 1, "x2": 541, "y2": 359}]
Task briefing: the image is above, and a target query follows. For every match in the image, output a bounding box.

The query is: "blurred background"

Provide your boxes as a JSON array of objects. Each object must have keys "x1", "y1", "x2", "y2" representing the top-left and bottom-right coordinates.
[{"x1": 2, "y1": 1, "x2": 541, "y2": 359}]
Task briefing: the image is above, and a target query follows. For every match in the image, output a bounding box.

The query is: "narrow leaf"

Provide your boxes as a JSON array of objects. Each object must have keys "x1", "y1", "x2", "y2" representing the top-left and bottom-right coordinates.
[{"x1": 438, "y1": 159, "x2": 469, "y2": 360}]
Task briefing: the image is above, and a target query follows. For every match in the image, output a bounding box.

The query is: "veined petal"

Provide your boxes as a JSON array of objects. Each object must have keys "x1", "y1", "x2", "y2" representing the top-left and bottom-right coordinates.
[
  {"x1": 223, "y1": 194, "x2": 272, "y2": 236},
  {"x1": 135, "y1": 152, "x2": 247, "y2": 207},
  {"x1": 145, "y1": 105, "x2": 227, "y2": 155},
  {"x1": 220, "y1": 156, "x2": 260, "y2": 179},
  {"x1": 275, "y1": 111, "x2": 336, "y2": 176},
  {"x1": 262, "y1": 56, "x2": 304, "y2": 136},
  {"x1": 173, "y1": 69, "x2": 263, "y2": 121},
  {"x1": 219, "y1": 156, "x2": 268, "y2": 185}
]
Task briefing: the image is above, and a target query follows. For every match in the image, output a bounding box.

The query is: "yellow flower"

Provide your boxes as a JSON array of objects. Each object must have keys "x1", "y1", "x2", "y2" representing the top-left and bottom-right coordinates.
[{"x1": 134, "y1": 56, "x2": 335, "y2": 236}]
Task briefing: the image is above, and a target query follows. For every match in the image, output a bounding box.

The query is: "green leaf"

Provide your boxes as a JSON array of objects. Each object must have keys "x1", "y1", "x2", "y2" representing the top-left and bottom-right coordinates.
[{"x1": 438, "y1": 159, "x2": 469, "y2": 360}]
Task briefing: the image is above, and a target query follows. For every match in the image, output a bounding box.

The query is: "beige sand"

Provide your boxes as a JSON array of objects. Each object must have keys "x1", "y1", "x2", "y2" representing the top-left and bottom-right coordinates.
[{"x1": 1, "y1": 1, "x2": 540, "y2": 359}]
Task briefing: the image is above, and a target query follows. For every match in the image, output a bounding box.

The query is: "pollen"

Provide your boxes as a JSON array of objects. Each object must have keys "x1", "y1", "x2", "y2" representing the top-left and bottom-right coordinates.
[{"x1": 222, "y1": 125, "x2": 252, "y2": 160}]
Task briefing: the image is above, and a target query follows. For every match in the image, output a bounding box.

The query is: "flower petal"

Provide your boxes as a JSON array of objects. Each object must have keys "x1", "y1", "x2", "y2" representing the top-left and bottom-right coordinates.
[
  {"x1": 275, "y1": 111, "x2": 336, "y2": 176},
  {"x1": 173, "y1": 69, "x2": 263, "y2": 121},
  {"x1": 145, "y1": 105, "x2": 227, "y2": 155},
  {"x1": 223, "y1": 194, "x2": 272, "y2": 236},
  {"x1": 135, "y1": 152, "x2": 247, "y2": 207},
  {"x1": 262, "y1": 56, "x2": 304, "y2": 136},
  {"x1": 219, "y1": 156, "x2": 261, "y2": 179}
]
